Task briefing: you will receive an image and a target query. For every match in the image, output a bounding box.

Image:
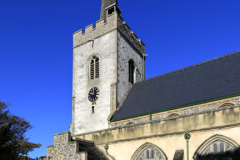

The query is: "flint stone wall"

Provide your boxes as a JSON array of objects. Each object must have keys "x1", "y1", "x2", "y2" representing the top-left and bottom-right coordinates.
[{"x1": 47, "y1": 132, "x2": 86, "y2": 160}]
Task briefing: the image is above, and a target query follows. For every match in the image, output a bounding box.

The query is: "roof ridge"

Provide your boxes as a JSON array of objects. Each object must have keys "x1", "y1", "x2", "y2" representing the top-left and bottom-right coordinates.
[{"x1": 135, "y1": 51, "x2": 240, "y2": 85}]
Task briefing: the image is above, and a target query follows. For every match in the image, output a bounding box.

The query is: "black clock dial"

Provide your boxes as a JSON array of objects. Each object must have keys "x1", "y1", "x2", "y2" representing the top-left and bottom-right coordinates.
[{"x1": 88, "y1": 87, "x2": 100, "y2": 102}]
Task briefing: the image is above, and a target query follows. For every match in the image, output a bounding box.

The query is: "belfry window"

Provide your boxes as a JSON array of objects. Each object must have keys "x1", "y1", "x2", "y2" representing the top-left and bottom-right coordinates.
[
  {"x1": 90, "y1": 55, "x2": 99, "y2": 80},
  {"x1": 108, "y1": 7, "x2": 115, "y2": 15},
  {"x1": 129, "y1": 59, "x2": 134, "y2": 84}
]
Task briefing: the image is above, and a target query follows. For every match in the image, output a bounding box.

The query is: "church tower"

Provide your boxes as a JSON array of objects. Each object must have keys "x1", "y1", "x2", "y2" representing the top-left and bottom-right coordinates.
[{"x1": 70, "y1": 0, "x2": 145, "y2": 135}]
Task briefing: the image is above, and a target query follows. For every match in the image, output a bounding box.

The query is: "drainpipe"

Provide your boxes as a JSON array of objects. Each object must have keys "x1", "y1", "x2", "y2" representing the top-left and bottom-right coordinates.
[
  {"x1": 104, "y1": 144, "x2": 115, "y2": 160},
  {"x1": 149, "y1": 113, "x2": 152, "y2": 121},
  {"x1": 142, "y1": 54, "x2": 148, "y2": 81},
  {"x1": 184, "y1": 133, "x2": 191, "y2": 160}
]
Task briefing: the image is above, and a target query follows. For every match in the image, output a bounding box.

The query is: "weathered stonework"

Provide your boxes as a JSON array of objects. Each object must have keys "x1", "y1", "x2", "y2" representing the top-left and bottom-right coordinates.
[
  {"x1": 110, "y1": 96, "x2": 240, "y2": 128},
  {"x1": 72, "y1": 30, "x2": 118, "y2": 134},
  {"x1": 73, "y1": 106, "x2": 240, "y2": 160},
  {"x1": 117, "y1": 31, "x2": 143, "y2": 105},
  {"x1": 71, "y1": 11, "x2": 145, "y2": 135},
  {"x1": 117, "y1": 21, "x2": 145, "y2": 55},
  {"x1": 44, "y1": 1, "x2": 240, "y2": 160},
  {"x1": 73, "y1": 14, "x2": 117, "y2": 48},
  {"x1": 73, "y1": 12, "x2": 145, "y2": 55},
  {"x1": 47, "y1": 132, "x2": 86, "y2": 160}
]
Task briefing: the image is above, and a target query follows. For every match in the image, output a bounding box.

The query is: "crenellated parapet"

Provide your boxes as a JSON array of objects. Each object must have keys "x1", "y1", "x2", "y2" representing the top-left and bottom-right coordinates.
[
  {"x1": 73, "y1": 12, "x2": 117, "y2": 48},
  {"x1": 117, "y1": 18, "x2": 145, "y2": 55},
  {"x1": 73, "y1": 12, "x2": 145, "y2": 55}
]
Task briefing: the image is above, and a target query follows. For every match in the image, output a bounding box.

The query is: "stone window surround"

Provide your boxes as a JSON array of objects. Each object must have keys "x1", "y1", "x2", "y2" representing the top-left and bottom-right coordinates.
[
  {"x1": 131, "y1": 142, "x2": 168, "y2": 160},
  {"x1": 88, "y1": 54, "x2": 101, "y2": 81},
  {"x1": 128, "y1": 59, "x2": 138, "y2": 84},
  {"x1": 193, "y1": 134, "x2": 239, "y2": 159}
]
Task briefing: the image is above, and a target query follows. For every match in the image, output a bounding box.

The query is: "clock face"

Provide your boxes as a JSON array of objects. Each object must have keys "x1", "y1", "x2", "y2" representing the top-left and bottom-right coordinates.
[{"x1": 88, "y1": 87, "x2": 100, "y2": 102}]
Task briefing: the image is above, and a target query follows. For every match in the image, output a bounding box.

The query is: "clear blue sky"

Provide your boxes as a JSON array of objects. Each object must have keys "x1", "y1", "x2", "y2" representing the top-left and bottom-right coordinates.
[{"x1": 0, "y1": 0, "x2": 240, "y2": 158}]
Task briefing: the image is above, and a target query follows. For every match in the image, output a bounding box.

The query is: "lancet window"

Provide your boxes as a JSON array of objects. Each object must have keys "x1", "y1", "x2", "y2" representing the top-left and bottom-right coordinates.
[
  {"x1": 90, "y1": 55, "x2": 99, "y2": 80},
  {"x1": 129, "y1": 59, "x2": 134, "y2": 84}
]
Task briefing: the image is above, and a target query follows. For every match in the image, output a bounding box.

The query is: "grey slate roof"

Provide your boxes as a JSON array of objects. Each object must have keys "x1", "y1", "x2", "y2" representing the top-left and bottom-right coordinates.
[{"x1": 111, "y1": 51, "x2": 240, "y2": 121}]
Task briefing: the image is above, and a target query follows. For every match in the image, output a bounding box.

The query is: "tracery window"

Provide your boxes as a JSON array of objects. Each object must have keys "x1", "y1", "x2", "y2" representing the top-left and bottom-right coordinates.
[
  {"x1": 220, "y1": 143, "x2": 224, "y2": 153},
  {"x1": 213, "y1": 143, "x2": 217, "y2": 154},
  {"x1": 90, "y1": 55, "x2": 99, "y2": 80},
  {"x1": 131, "y1": 143, "x2": 167, "y2": 160},
  {"x1": 136, "y1": 147, "x2": 165, "y2": 160},
  {"x1": 151, "y1": 150, "x2": 155, "y2": 158},
  {"x1": 193, "y1": 135, "x2": 239, "y2": 160},
  {"x1": 199, "y1": 139, "x2": 235, "y2": 155}
]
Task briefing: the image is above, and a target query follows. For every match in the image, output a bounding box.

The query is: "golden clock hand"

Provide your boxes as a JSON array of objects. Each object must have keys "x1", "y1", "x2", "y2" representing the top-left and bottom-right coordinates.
[{"x1": 90, "y1": 89, "x2": 94, "y2": 95}]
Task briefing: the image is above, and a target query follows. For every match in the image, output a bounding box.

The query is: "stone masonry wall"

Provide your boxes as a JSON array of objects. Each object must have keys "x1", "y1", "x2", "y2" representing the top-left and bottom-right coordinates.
[
  {"x1": 116, "y1": 31, "x2": 143, "y2": 106},
  {"x1": 73, "y1": 13, "x2": 117, "y2": 48},
  {"x1": 47, "y1": 132, "x2": 86, "y2": 160},
  {"x1": 72, "y1": 11, "x2": 145, "y2": 135},
  {"x1": 110, "y1": 96, "x2": 240, "y2": 128},
  {"x1": 73, "y1": 12, "x2": 145, "y2": 55},
  {"x1": 73, "y1": 30, "x2": 117, "y2": 134}
]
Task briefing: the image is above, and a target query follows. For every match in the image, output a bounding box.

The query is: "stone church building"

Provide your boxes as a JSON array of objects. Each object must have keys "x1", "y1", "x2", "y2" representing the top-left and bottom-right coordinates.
[{"x1": 43, "y1": 0, "x2": 240, "y2": 160}]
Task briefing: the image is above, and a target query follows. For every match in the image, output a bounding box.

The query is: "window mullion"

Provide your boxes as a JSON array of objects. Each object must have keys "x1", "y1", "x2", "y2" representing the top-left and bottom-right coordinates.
[{"x1": 94, "y1": 59, "x2": 96, "y2": 79}]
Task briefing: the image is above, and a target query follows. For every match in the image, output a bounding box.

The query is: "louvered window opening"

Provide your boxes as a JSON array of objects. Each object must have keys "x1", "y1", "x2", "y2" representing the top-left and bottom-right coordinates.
[{"x1": 90, "y1": 56, "x2": 99, "y2": 80}]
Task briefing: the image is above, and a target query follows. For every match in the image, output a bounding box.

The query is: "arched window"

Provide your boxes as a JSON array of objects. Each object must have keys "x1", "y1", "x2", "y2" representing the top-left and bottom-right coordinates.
[
  {"x1": 129, "y1": 59, "x2": 134, "y2": 84},
  {"x1": 125, "y1": 122, "x2": 135, "y2": 126},
  {"x1": 218, "y1": 103, "x2": 234, "y2": 108},
  {"x1": 193, "y1": 134, "x2": 239, "y2": 160},
  {"x1": 131, "y1": 142, "x2": 167, "y2": 160},
  {"x1": 90, "y1": 55, "x2": 99, "y2": 80},
  {"x1": 167, "y1": 113, "x2": 180, "y2": 119}
]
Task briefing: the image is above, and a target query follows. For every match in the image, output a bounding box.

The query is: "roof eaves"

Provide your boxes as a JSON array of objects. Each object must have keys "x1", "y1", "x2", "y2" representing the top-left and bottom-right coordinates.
[{"x1": 110, "y1": 92, "x2": 240, "y2": 122}]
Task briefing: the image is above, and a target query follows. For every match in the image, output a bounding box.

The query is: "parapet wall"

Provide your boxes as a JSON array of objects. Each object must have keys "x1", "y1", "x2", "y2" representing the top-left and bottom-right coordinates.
[
  {"x1": 73, "y1": 106, "x2": 240, "y2": 145},
  {"x1": 117, "y1": 21, "x2": 145, "y2": 55},
  {"x1": 46, "y1": 132, "x2": 87, "y2": 160},
  {"x1": 73, "y1": 12, "x2": 145, "y2": 55},
  {"x1": 110, "y1": 96, "x2": 240, "y2": 128},
  {"x1": 73, "y1": 13, "x2": 117, "y2": 48}
]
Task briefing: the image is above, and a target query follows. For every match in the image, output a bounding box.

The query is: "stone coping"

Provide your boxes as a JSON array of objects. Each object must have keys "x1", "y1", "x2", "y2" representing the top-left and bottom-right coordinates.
[{"x1": 73, "y1": 105, "x2": 240, "y2": 137}]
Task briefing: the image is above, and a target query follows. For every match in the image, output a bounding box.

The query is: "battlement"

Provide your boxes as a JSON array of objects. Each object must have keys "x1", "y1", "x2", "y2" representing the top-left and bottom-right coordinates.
[
  {"x1": 73, "y1": 12, "x2": 145, "y2": 55},
  {"x1": 117, "y1": 22, "x2": 145, "y2": 54}
]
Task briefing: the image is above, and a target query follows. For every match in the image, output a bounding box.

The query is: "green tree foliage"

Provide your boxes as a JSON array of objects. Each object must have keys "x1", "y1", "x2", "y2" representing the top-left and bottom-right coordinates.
[{"x1": 0, "y1": 101, "x2": 41, "y2": 160}]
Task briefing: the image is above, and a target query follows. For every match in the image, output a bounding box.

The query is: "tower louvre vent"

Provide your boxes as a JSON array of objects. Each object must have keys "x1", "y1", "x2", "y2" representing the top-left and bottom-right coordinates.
[
  {"x1": 90, "y1": 55, "x2": 100, "y2": 80},
  {"x1": 100, "y1": 0, "x2": 118, "y2": 19}
]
